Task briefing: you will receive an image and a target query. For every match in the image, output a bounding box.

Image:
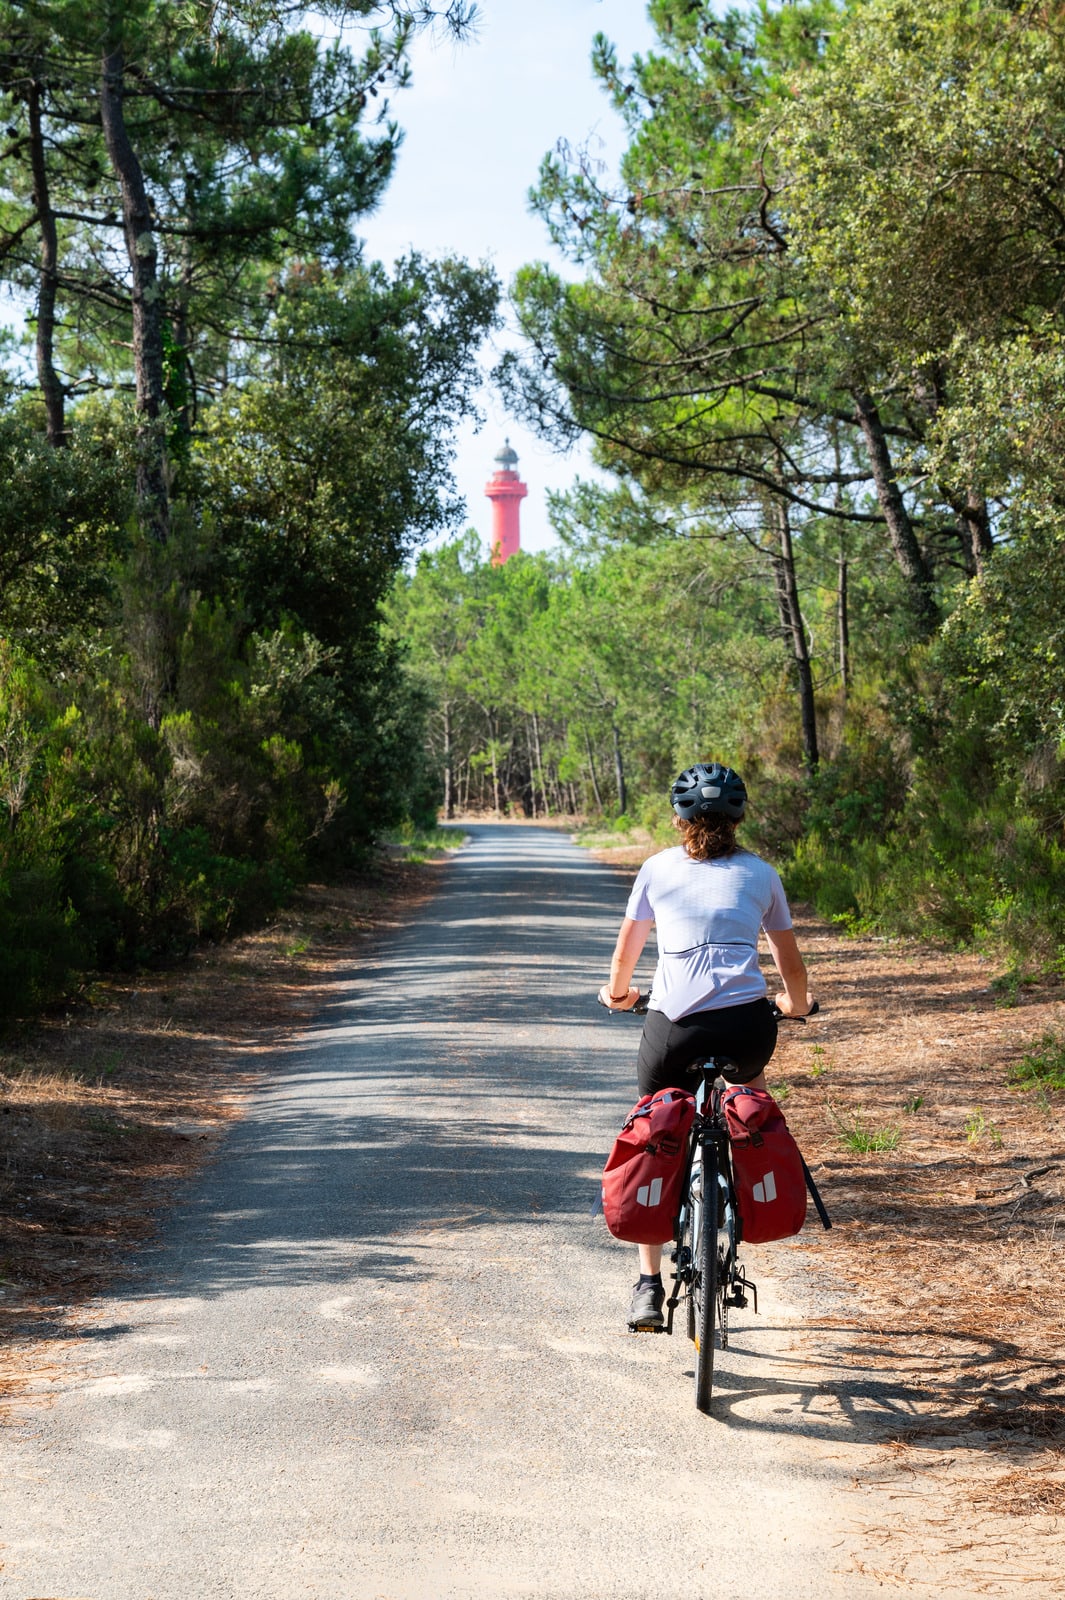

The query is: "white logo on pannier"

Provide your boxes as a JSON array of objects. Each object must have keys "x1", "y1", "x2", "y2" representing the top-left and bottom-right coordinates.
[
  {"x1": 636, "y1": 1177, "x2": 663, "y2": 1208},
  {"x1": 752, "y1": 1171, "x2": 777, "y2": 1204}
]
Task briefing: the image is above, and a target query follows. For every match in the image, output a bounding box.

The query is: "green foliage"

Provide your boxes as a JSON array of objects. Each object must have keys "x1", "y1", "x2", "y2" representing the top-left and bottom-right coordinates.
[
  {"x1": 7, "y1": 0, "x2": 1065, "y2": 1023},
  {"x1": 386, "y1": 822, "x2": 467, "y2": 863},
  {"x1": 964, "y1": 1109, "x2": 1003, "y2": 1149},
  {"x1": 385, "y1": 524, "x2": 780, "y2": 821},
  {"x1": 0, "y1": 406, "x2": 131, "y2": 660},
  {"x1": 991, "y1": 970, "x2": 1039, "y2": 1010},
  {"x1": 0, "y1": 1, "x2": 496, "y2": 1021},
  {"x1": 831, "y1": 1108, "x2": 901, "y2": 1154},
  {"x1": 158, "y1": 827, "x2": 292, "y2": 943},
  {"x1": 1009, "y1": 1035, "x2": 1065, "y2": 1094},
  {"x1": 776, "y1": 0, "x2": 1065, "y2": 376},
  {"x1": 790, "y1": 766, "x2": 1065, "y2": 963},
  {"x1": 389, "y1": 0, "x2": 1065, "y2": 986},
  {"x1": 0, "y1": 866, "x2": 87, "y2": 1019}
]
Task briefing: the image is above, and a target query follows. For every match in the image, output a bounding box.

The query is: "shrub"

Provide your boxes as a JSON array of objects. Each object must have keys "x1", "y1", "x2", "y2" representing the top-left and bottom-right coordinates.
[
  {"x1": 1009, "y1": 1033, "x2": 1065, "y2": 1092},
  {"x1": 0, "y1": 866, "x2": 88, "y2": 1019}
]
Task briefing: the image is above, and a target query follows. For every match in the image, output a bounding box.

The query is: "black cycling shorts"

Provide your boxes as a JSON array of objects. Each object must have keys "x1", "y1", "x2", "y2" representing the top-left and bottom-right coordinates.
[{"x1": 636, "y1": 997, "x2": 778, "y2": 1099}]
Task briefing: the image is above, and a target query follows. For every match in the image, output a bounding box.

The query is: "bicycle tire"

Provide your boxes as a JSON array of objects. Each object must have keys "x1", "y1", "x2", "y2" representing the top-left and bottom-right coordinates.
[
  {"x1": 679, "y1": 1155, "x2": 698, "y2": 1343},
  {"x1": 693, "y1": 1142, "x2": 719, "y2": 1414},
  {"x1": 716, "y1": 1149, "x2": 736, "y2": 1350}
]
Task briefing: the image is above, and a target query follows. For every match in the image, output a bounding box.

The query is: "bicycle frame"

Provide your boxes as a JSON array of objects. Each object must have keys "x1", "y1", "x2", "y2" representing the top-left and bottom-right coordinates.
[{"x1": 662, "y1": 1062, "x2": 758, "y2": 1413}]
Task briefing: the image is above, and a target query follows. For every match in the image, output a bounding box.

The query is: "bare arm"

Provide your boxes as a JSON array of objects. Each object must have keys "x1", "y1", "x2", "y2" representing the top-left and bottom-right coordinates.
[
  {"x1": 599, "y1": 916, "x2": 653, "y2": 1010},
  {"x1": 763, "y1": 926, "x2": 813, "y2": 1016}
]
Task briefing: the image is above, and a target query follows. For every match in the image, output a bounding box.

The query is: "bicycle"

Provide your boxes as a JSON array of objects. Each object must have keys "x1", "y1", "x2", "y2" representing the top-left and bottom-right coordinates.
[
  {"x1": 602, "y1": 992, "x2": 825, "y2": 1415},
  {"x1": 668, "y1": 1060, "x2": 759, "y2": 1414}
]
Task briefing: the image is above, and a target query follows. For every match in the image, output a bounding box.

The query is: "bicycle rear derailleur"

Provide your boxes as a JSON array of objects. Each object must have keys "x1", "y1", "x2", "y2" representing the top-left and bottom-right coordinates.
[{"x1": 724, "y1": 1264, "x2": 758, "y2": 1313}]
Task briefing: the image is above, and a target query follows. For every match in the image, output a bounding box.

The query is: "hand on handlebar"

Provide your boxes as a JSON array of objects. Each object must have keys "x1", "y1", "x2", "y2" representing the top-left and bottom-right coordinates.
[
  {"x1": 772, "y1": 996, "x2": 820, "y2": 1021},
  {"x1": 597, "y1": 984, "x2": 641, "y2": 1012}
]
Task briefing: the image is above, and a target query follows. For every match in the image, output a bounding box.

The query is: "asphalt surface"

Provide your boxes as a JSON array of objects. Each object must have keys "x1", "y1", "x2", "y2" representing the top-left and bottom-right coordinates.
[{"x1": 0, "y1": 825, "x2": 953, "y2": 1598}]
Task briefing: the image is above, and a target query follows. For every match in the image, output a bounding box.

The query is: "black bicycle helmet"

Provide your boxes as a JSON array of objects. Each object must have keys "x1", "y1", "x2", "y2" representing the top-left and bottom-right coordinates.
[{"x1": 670, "y1": 762, "x2": 747, "y2": 822}]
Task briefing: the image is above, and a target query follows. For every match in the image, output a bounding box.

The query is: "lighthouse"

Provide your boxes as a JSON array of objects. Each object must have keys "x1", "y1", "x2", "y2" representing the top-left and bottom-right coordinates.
[{"x1": 485, "y1": 439, "x2": 528, "y2": 565}]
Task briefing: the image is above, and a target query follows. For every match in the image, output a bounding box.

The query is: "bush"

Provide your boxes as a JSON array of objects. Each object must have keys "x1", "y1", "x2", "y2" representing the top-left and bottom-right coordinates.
[
  {"x1": 0, "y1": 866, "x2": 88, "y2": 1019},
  {"x1": 157, "y1": 827, "x2": 292, "y2": 945},
  {"x1": 1008, "y1": 1032, "x2": 1065, "y2": 1092}
]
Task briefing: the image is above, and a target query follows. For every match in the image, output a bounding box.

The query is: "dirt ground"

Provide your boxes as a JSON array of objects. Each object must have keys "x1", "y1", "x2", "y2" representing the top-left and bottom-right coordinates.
[
  {"x1": 772, "y1": 908, "x2": 1065, "y2": 1581},
  {"x1": 3, "y1": 829, "x2": 1064, "y2": 1582}
]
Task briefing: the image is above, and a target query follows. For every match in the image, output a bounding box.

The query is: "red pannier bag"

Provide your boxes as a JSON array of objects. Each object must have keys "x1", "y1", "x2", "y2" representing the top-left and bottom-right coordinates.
[
  {"x1": 601, "y1": 1088, "x2": 696, "y2": 1244},
  {"x1": 722, "y1": 1085, "x2": 808, "y2": 1244}
]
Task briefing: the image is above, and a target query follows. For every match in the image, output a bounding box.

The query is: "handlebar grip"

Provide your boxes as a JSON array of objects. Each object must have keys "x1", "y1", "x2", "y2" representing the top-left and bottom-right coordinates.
[
  {"x1": 771, "y1": 1000, "x2": 820, "y2": 1022},
  {"x1": 596, "y1": 990, "x2": 650, "y2": 1016}
]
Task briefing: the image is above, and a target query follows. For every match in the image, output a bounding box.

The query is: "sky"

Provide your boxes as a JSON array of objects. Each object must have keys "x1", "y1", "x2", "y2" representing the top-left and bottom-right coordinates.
[{"x1": 354, "y1": 0, "x2": 659, "y2": 556}]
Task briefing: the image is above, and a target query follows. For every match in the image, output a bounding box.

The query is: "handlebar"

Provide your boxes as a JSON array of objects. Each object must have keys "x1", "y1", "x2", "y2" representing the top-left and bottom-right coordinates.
[
  {"x1": 773, "y1": 1000, "x2": 820, "y2": 1021},
  {"x1": 597, "y1": 993, "x2": 818, "y2": 1020}
]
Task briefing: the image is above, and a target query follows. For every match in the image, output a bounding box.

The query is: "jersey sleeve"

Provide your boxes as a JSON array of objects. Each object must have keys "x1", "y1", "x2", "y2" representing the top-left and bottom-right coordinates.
[
  {"x1": 624, "y1": 861, "x2": 655, "y2": 922},
  {"x1": 761, "y1": 865, "x2": 793, "y2": 933}
]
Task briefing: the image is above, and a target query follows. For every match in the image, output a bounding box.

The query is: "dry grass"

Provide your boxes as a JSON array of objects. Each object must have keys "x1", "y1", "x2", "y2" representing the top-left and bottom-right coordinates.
[
  {"x1": 765, "y1": 914, "x2": 1065, "y2": 1573},
  {"x1": 774, "y1": 912, "x2": 1065, "y2": 1410},
  {"x1": 972, "y1": 1463, "x2": 1065, "y2": 1516}
]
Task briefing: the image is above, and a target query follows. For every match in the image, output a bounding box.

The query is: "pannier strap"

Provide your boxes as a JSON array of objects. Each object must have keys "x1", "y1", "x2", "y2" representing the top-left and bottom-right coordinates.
[{"x1": 800, "y1": 1156, "x2": 832, "y2": 1230}]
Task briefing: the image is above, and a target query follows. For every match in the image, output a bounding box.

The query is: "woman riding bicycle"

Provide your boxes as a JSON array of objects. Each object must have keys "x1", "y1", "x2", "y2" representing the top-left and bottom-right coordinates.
[{"x1": 598, "y1": 761, "x2": 814, "y2": 1330}]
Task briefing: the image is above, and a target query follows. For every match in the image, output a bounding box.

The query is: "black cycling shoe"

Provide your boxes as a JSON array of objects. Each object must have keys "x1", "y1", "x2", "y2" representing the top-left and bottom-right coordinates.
[{"x1": 628, "y1": 1279, "x2": 665, "y2": 1331}]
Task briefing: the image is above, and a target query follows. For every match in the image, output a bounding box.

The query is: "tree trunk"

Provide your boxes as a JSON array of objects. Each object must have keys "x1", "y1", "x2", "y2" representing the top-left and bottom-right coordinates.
[
  {"x1": 27, "y1": 78, "x2": 64, "y2": 446},
  {"x1": 583, "y1": 726, "x2": 605, "y2": 812},
  {"x1": 523, "y1": 721, "x2": 536, "y2": 818},
  {"x1": 489, "y1": 730, "x2": 500, "y2": 816},
  {"x1": 442, "y1": 703, "x2": 454, "y2": 819},
  {"x1": 772, "y1": 498, "x2": 819, "y2": 772},
  {"x1": 169, "y1": 175, "x2": 197, "y2": 447},
  {"x1": 961, "y1": 488, "x2": 993, "y2": 573},
  {"x1": 837, "y1": 549, "x2": 850, "y2": 700},
  {"x1": 531, "y1": 710, "x2": 550, "y2": 817},
  {"x1": 852, "y1": 389, "x2": 937, "y2": 636},
  {"x1": 100, "y1": 37, "x2": 169, "y2": 544},
  {"x1": 612, "y1": 721, "x2": 627, "y2": 815}
]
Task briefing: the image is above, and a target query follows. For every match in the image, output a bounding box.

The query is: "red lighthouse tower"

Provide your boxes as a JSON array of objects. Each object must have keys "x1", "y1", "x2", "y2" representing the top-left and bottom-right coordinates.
[{"x1": 485, "y1": 439, "x2": 528, "y2": 565}]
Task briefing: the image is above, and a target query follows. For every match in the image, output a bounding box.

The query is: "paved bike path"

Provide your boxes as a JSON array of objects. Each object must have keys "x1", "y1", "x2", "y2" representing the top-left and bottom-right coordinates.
[{"x1": 1, "y1": 825, "x2": 939, "y2": 1599}]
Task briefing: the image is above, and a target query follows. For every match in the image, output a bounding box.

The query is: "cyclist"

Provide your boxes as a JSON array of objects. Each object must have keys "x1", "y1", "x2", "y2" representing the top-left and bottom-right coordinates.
[{"x1": 598, "y1": 761, "x2": 814, "y2": 1330}]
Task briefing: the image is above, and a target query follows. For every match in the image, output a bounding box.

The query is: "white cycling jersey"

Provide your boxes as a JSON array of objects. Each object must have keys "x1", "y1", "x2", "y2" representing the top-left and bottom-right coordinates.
[{"x1": 624, "y1": 845, "x2": 793, "y2": 1020}]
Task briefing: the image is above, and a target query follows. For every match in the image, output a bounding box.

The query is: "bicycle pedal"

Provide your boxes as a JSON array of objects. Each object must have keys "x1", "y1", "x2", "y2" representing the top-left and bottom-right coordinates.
[{"x1": 628, "y1": 1320, "x2": 668, "y2": 1334}]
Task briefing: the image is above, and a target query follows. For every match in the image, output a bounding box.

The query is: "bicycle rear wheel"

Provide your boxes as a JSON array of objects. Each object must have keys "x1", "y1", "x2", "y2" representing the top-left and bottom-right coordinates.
[
  {"x1": 693, "y1": 1143, "x2": 719, "y2": 1414},
  {"x1": 678, "y1": 1153, "x2": 698, "y2": 1343}
]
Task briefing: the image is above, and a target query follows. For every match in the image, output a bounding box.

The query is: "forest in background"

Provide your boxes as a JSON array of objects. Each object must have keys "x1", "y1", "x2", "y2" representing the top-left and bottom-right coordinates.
[
  {"x1": 2, "y1": 0, "x2": 1064, "y2": 1019},
  {"x1": 390, "y1": 0, "x2": 1065, "y2": 975},
  {"x1": 0, "y1": 0, "x2": 496, "y2": 1017}
]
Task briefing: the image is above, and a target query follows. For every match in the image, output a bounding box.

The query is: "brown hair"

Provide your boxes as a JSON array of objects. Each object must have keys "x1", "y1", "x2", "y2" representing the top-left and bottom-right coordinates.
[{"x1": 673, "y1": 812, "x2": 739, "y2": 862}]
